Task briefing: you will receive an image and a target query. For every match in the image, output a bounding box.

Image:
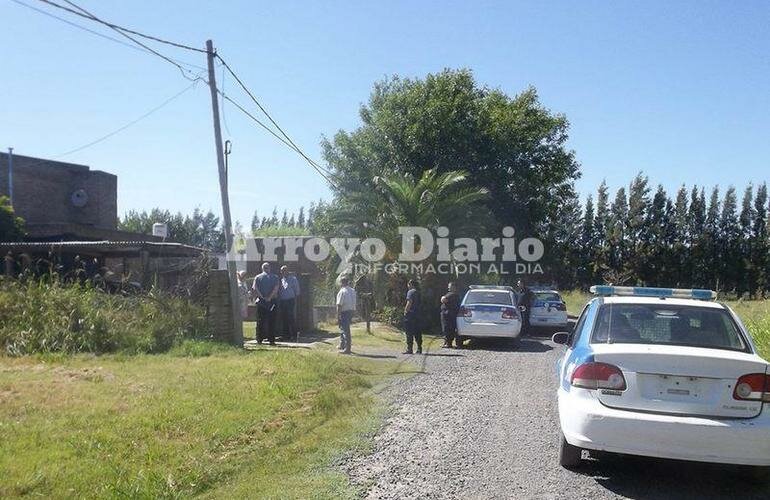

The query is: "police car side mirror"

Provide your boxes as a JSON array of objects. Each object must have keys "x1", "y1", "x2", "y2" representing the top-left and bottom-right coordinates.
[{"x1": 552, "y1": 332, "x2": 570, "y2": 345}]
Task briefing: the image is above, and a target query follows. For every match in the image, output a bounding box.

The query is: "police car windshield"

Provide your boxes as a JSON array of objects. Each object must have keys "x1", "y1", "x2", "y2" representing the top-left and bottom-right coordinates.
[
  {"x1": 465, "y1": 291, "x2": 512, "y2": 306},
  {"x1": 534, "y1": 292, "x2": 561, "y2": 302},
  {"x1": 591, "y1": 303, "x2": 748, "y2": 351}
]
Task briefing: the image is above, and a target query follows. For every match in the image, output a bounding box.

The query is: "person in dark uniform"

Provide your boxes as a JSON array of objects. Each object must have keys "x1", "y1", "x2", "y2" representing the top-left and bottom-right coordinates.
[
  {"x1": 403, "y1": 279, "x2": 422, "y2": 354},
  {"x1": 252, "y1": 262, "x2": 280, "y2": 345},
  {"x1": 515, "y1": 278, "x2": 534, "y2": 335},
  {"x1": 440, "y1": 282, "x2": 461, "y2": 348}
]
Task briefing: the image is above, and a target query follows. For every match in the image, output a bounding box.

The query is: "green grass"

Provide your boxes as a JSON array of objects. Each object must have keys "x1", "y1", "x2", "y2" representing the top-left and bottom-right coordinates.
[
  {"x1": 0, "y1": 340, "x2": 408, "y2": 499},
  {"x1": 558, "y1": 290, "x2": 770, "y2": 359}
]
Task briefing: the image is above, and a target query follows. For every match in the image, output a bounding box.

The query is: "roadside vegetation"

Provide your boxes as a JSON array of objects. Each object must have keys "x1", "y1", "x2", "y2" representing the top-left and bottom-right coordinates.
[
  {"x1": 0, "y1": 338, "x2": 406, "y2": 498},
  {"x1": 0, "y1": 277, "x2": 207, "y2": 356}
]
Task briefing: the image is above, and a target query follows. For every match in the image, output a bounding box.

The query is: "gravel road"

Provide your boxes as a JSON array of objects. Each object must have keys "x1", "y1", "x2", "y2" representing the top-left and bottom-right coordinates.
[{"x1": 343, "y1": 335, "x2": 770, "y2": 500}]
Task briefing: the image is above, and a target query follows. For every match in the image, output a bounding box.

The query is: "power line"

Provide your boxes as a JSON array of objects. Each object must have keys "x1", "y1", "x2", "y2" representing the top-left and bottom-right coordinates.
[
  {"x1": 218, "y1": 91, "x2": 338, "y2": 187},
  {"x1": 10, "y1": 0, "x2": 205, "y2": 71},
  {"x1": 216, "y1": 54, "x2": 334, "y2": 178},
  {"x1": 37, "y1": 0, "x2": 204, "y2": 82},
  {"x1": 36, "y1": 0, "x2": 205, "y2": 53},
  {"x1": 12, "y1": 80, "x2": 201, "y2": 170},
  {"x1": 28, "y1": 0, "x2": 336, "y2": 186}
]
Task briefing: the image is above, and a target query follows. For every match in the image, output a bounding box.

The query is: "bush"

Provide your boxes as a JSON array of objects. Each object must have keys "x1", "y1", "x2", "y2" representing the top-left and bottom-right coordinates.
[
  {"x1": 371, "y1": 305, "x2": 403, "y2": 328},
  {"x1": 0, "y1": 277, "x2": 209, "y2": 355}
]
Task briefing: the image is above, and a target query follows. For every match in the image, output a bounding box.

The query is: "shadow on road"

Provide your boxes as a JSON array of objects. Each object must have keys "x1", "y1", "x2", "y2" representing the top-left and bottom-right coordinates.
[
  {"x1": 576, "y1": 453, "x2": 770, "y2": 499},
  {"x1": 464, "y1": 338, "x2": 553, "y2": 353}
]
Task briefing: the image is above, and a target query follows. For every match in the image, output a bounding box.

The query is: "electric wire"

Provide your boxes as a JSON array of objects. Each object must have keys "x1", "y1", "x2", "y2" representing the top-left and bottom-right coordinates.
[
  {"x1": 36, "y1": 0, "x2": 205, "y2": 53},
  {"x1": 10, "y1": 0, "x2": 205, "y2": 71},
  {"x1": 216, "y1": 54, "x2": 334, "y2": 177},
  {"x1": 37, "y1": 0, "x2": 204, "y2": 82},
  {"x1": 25, "y1": 0, "x2": 335, "y2": 186},
  {"x1": 10, "y1": 80, "x2": 201, "y2": 170}
]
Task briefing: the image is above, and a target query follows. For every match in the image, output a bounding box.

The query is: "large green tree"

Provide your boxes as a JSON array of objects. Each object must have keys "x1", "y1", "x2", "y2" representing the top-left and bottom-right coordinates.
[
  {"x1": 119, "y1": 208, "x2": 225, "y2": 252},
  {"x1": 322, "y1": 69, "x2": 580, "y2": 234}
]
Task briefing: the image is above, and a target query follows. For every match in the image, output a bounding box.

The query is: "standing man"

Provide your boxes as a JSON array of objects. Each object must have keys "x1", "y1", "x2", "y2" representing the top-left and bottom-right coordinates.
[
  {"x1": 279, "y1": 265, "x2": 301, "y2": 341},
  {"x1": 336, "y1": 276, "x2": 357, "y2": 355},
  {"x1": 403, "y1": 279, "x2": 422, "y2": 354},
  {"x1": 515, "y1": 278, "x2": 534, "y2": 335},
  {"x1": 252, "y1": 262, "x2": 280, "y2": 345},
  {"x1": 440, "y1": 282, "x2": 461, "y2": 348}
]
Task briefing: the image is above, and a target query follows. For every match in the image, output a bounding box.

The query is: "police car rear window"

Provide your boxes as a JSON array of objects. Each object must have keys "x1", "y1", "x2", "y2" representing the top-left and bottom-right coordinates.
[
  {"x1": 591, "y1": 303, "x2": 748, "y2": 351},
  {"x1": 534, "y1": 292, "x2": 561, "y2": 302},
  {"x1": 465, "y1": 291, "x2": 512, "y2": 305}
]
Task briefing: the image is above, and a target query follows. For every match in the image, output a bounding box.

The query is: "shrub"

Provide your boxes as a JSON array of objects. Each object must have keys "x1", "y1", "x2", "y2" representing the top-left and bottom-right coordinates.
[{"x1": 0, "y1": 277, "x2": 209, "y2": 355}]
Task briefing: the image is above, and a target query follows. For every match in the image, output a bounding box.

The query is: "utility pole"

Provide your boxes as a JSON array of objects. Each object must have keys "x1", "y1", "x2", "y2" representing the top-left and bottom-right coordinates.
[
  {"x1": 7, "y1": 147, "x2": 13, "y2": 207},
  {"x1": 206, "y1": 39, "x2": 243, "y2": 346}
]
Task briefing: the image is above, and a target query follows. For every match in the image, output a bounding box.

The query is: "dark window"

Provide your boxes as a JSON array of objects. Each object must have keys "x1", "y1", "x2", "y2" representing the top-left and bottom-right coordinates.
[{"x1": 465, "y1": 291, "x2": 512, "y2": 306}]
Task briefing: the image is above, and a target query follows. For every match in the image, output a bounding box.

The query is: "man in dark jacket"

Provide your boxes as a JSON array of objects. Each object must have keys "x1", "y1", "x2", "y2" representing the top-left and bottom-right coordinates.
[
  {"x1": 440, "y1": 282, "x2": 461, "y2": 348},
  {"x1": 403, "y1": 279, "x2": 422, "y2": 354},
  {"x1": 515, "y1": 278, "x2": 535, "y2": 335}
]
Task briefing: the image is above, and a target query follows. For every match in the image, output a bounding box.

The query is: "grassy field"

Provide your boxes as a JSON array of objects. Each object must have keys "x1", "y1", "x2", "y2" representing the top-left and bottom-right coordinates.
[
  {"x1": 559, "y1": 290, "x2": 770, "y2": 359},
  {"x1": 0, "y1": 335, "x2": 413, "y2": 499}
]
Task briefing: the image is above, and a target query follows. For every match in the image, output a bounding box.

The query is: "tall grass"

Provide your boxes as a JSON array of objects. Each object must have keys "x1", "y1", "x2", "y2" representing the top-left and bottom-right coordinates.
[{"x1": 0, "y1": 277, "x2": 208, "y2": 355}]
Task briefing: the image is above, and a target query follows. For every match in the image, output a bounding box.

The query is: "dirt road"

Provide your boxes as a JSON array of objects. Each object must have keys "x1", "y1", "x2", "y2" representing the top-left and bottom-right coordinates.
[{"x1": 343, "y1": 336, "x2": 770, "y2": 499}]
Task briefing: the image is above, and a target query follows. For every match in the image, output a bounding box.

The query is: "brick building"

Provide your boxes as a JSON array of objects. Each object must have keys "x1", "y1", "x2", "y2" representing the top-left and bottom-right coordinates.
[{"x1": 0, "y1": 151, "x2": 124, "y2": 241}]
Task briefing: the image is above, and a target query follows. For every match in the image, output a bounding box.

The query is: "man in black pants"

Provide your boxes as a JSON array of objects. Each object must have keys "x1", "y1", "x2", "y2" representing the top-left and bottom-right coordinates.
[
  {"x1": 403, "y1": 279, "x2": 422, "y2": 354},
  {"x1": 440, "y1": 282, "x2": 461, "y2": 348},
  {"x1": 515, "y1": 278, "x2": 534, "y2": 336},
  {"x1": 252, "y1": 262, "x2": 280, "y2": 345}
]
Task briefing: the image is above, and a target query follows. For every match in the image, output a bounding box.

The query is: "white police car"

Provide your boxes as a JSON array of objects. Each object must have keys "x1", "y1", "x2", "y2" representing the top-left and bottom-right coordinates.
[
  {"x1": 528, "y1": 289, "x2": 569, "y2": 328},
  {"x1": 553, "y1": 286, "x2": 770, "y2": 471},
  {"x1": 457, "y1": 286, "x2": 523, "y2": 345}
]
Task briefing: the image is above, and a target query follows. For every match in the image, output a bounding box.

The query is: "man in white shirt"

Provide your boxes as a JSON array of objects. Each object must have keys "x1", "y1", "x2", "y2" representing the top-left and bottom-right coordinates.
[{"x1": 336, "y1": 276, "x2": 357, "y2": 354}]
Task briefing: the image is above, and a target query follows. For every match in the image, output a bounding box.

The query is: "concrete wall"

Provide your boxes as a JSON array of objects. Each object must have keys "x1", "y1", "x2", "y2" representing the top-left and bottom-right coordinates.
[
  {"x1": 0, "y1": 152, "x2": 117, "y2": 229},
  {"x1": 206, "y1": 269, "x2": 234, "y2": 342}
]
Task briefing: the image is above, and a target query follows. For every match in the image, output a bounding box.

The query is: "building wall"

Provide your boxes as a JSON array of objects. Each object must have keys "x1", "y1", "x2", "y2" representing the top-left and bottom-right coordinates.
[{"x1": 0, "y1": 152, "x2": 117, "y2": 229}]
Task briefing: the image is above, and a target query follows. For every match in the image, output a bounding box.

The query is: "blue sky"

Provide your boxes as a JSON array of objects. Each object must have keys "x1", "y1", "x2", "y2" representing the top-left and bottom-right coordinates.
[{"x1": 2, "y1": 0, "x2": 769, "y2": 226}]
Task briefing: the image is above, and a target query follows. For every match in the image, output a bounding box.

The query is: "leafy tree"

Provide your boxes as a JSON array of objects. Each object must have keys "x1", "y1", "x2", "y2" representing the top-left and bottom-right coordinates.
[
  {"x1": 322, "y1": 69, "x2": 580, "y2": 235},
  {"x1": 250, "y1": 210, "x2": 260, "y2": 234},
  {"x1": 297, "y1": 206, "x2": 306, "y2": 228},
  {"x1": 0, "y1": 196, "x2": 25, "y2": 241},
  {"x1": 119, "y1": 208, "x2": 224, "y2": 252}
]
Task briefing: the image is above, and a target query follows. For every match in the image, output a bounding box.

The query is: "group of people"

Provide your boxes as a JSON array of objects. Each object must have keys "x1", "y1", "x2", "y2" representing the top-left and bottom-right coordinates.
[
  {"x1": 335, "y1": 277, "x2": 535, "y2": 355},
  {"x1": 237, "y1": 262, "x2": 301, "y2": 346}
]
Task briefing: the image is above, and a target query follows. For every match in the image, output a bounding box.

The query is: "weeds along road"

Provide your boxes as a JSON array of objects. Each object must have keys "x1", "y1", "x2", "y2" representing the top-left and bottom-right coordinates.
[{"x1": 343, "y1": 335, "x2": 770, "y2": 500}]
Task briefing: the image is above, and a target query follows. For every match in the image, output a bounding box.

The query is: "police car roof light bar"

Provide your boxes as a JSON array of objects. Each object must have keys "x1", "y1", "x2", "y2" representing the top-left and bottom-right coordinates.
[{"x1": 589, "y1": 285, "x2": 717, "y2": 301}]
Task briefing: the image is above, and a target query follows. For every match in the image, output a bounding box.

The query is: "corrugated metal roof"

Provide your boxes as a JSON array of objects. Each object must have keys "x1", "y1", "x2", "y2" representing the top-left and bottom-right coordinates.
[{"x1": 0, "y1": 240, "x2": 205, "y2": 255}]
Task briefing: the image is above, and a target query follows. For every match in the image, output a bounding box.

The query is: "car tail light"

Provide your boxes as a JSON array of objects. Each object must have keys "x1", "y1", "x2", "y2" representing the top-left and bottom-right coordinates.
[
  {"x1": 571, "y1": 362, "x2": 627, "y2": 391},
  {"x1": 501, "y1": 307, "x2": 518, "y2": 319},
  {"x1": 555, "y1": 303, "x2": 567, "y2": 311},
  {"x1": 733, "y1": 374, "x2": 770, "y2": 402},
  {"x1": 459, "y1": 306, "x2": 472, "y2": 318}
]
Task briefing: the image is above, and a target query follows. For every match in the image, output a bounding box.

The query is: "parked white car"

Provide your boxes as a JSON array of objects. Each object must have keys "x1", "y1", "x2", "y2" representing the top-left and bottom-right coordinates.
[
  {"x1": 553, "y1": 286, "x2": 770, "y2": 472},
  {"x1": 457, "y1": 286, "x2": 523, "y2": 345},
  {"x1": 529, "y1": 289, "x2": 569, "y2": 328}
]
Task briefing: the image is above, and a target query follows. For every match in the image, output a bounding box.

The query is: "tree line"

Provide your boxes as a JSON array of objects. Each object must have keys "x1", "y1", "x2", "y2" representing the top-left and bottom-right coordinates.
[{"x1": 546, "y1": 175, "x2": 769, "y2": 297}]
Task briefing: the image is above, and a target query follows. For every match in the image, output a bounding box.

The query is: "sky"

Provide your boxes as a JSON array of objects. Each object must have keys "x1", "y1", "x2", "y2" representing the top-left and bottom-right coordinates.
[{"x1": 2, "y1": 0, "x2": 770, "y2": 227}]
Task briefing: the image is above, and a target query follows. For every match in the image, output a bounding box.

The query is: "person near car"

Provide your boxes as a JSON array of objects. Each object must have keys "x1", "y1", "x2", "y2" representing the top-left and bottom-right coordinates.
[
  {"x1": 440, "y1": 282, "x2": 461, "y2": 348},
  {"x1": 336, "y1": 276, "x2": 357, "y2": 354},
  {"x1": 278, "y1": 265, "x2": 300, "y2": 341},
  {"x1": 403, "y1": 279, "x2": 423, "y2": 354},
  {"x1": 515, "y1": 278, "x2": 534, "y2": 335},
  {"x1": 252, "y1": 262, "x2": 280, "y2": 345}
]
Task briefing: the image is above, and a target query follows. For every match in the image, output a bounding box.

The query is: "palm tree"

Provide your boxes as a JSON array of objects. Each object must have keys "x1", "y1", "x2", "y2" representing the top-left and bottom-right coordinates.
[{"x1": 334, "y1": 168, "x2": 490, "y2": 256}]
